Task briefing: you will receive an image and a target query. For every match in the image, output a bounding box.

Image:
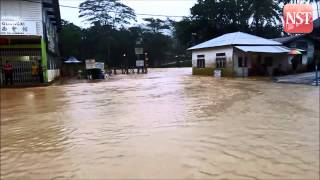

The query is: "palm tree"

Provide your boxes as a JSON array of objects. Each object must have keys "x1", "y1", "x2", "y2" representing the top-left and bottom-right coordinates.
[{"x1": 248, "y1": 0, "x2": 282, "y2": 32}]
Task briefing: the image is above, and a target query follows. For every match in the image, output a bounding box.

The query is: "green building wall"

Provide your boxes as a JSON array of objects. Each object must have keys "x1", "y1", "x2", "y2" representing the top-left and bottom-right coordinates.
[{"x1": 41, "y1": 38, "x2": 48, "y2": 83}]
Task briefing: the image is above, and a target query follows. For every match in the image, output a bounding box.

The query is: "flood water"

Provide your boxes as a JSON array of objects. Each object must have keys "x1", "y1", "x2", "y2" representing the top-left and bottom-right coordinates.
[{"x1": 1, "y1": 68, "x2": 319, "y2": 179}]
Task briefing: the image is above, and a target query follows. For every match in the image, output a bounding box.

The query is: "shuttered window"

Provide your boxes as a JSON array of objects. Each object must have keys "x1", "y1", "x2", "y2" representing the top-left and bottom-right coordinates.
[
  {"x1": 216, "y1": 53, "x2": 226, "y2": 68},
  {"x1": 197, "y1": 55, "x2": 205, "y2": 68}
]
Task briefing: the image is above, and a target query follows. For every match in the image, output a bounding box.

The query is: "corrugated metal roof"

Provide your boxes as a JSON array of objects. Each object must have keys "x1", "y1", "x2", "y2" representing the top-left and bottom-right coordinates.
[
  {"x1": 235, "y1": 46, "x2": 290, "y2": 53},
  {"x1": 188, "y1": 32, "x2": 282, "y2": 50}
]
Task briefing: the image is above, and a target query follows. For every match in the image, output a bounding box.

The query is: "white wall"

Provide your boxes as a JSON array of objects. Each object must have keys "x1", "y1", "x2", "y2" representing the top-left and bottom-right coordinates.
[
  {"x1": 191, "y1": 46, "x2": 234, "y2": 68},
  {"x1": 47, "y1": 69, "x2": 60, "y2": 82},
  {"x1": 0, "y1": 0, "x2": 43, "y2": 36}
]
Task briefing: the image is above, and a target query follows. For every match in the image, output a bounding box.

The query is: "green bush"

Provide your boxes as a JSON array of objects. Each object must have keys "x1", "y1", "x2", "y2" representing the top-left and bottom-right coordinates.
[
  {"x1": 221, "y1": 67, "x2": 235, "y2": 77},
  {"x1": 192, "y1": 67, "x2": 215, "y2": 76},
  {"x1": 192, "y1": 67, "x2": 235, "y2": 76}
]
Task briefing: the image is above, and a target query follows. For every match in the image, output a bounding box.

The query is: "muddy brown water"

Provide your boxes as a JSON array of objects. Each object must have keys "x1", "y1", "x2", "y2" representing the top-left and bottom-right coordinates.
[{"x1": 1, "y1": 68, "x2": 319, "y2": 179}]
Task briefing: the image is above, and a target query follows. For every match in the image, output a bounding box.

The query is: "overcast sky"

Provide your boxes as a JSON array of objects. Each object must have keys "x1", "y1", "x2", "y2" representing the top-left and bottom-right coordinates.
[
  {"x1": 60, "y1": 0, "x2": 197, "y2": 27},
  {"x1": 60, "y1": 0, "x2": 320, "y2": 28}
]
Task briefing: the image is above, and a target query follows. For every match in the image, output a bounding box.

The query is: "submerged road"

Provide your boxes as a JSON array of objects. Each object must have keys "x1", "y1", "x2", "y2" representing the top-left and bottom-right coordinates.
[{"x1": 1, "y1": 68, "x2": 319, "y2": 179}]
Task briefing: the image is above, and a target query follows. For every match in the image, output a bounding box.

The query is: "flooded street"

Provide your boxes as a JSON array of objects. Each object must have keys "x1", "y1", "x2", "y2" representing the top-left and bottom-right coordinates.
[{"x1": 1, "y1": 68, "x2": 319, "y2": 179}]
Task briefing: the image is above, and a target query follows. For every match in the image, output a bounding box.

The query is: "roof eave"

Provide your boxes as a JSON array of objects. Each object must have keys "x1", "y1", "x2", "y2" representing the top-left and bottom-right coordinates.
[{"x1": 188, "y1": 44, "x2": 282, "y2": 51}]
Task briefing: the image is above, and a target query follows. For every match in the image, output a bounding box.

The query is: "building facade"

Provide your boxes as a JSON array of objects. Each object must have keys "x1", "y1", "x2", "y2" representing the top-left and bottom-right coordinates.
[
  {"x1": 0, "y1": 0, "x2": 61, "y2": 85},
  {"x1": 189, "y1": 32, "x2": 292, "y2": 77},
  {"x1": 273, "y1": 18, "x2": 320, "y2": 72}
]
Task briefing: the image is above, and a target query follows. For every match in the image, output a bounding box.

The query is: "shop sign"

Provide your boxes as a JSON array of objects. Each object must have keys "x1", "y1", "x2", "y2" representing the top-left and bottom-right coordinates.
[{"x1": 0, "y1": 21, "x2": 37, "y2": 35}]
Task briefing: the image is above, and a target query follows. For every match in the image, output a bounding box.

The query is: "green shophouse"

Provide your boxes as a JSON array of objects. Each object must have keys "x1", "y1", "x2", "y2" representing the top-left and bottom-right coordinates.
[{"x1": 0, "y1": 0, "x2": 61, "y2": 85}]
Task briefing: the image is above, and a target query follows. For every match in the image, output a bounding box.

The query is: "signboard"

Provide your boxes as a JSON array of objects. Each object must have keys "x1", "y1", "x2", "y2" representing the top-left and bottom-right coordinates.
[
  {"x1": 86, "y1": 59, "x2": 96, "y2": 69},
  {"x1": 136, "y1": 60, "x2": 144, "y2": 67},
  {"x1": 135, "y1": 48, "x2": 143, "y2": 55},
  {"x1": 0, "y1": 21, "x2": 37, "y2": 35},
  {"x1": 85, "y1": 59, "x2": 105, "y2": 70},
  {"x1": 214, "y1": 70, "x2": 221, "y2": 77},
  {"x1": 95, "y1": 62, "x2": 105, "y2": 70}
]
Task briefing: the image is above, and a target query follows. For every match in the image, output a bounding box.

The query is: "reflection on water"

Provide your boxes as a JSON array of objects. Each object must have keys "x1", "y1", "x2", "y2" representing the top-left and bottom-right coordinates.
[{"x1": 1, "y1": 68, "x2": 319, "y2": 179}]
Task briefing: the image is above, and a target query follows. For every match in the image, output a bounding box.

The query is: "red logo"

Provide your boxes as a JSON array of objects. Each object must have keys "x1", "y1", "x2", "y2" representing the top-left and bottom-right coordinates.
[{"x1": 283, "y1": 4, "x2": 313, "y2": 33}]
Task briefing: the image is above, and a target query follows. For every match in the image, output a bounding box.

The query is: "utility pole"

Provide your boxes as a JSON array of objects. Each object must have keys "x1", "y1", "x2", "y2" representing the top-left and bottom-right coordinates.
[
  {"x1": 145, "y1": 52, "x2": 149, "y2": 73},
  {"x1": 316, "y1": 56, "x2": 319, "y2": 86},
  {"x1": 135, "y1": 36, "x2": 144, "y2": 74}
]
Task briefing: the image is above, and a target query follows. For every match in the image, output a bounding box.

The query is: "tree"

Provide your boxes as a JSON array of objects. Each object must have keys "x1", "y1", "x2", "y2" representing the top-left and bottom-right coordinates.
[
  {"x1": 58, "y1": 20, "x2": 83, "y2": 58},
  {"x1": 174, "y1": 0, "x2": 284, "y2": 49},
  {"x1": 173, "y1": 18, "x2": 198, "y2": 48},
  {"x1": 143, "y1": 32, "x2": 173, "y2": 66},
  {"x1": 143, "y1": 18, "x2": 171, "y2": 33},
  {"x1": 79, "y1": 0, "x2": 136, "y2": 27},
  {"x1": 248, "y1": 0, "x2": 282, "y2": 34}
]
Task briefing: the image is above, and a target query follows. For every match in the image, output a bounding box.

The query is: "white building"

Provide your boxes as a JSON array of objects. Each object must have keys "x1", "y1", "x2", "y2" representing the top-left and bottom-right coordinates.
[
  {"x1": 188, "y1": 32, "x2": 292, "y2": 77},
  {"x1": 0, "y1": 0, "x2": 61, "y2": 85}
]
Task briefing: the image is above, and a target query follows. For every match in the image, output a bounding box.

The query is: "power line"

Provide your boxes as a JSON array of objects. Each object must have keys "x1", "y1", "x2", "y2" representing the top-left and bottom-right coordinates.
[
  {"x1": 21, "y1": 0, "x2": 187, "y2": 18},
  {"x1": 21, "y1": 0, "x2": 320, "y2": 18},
  {"x1": 60, "y1": 0, "x2": 196, "y2": 2}
]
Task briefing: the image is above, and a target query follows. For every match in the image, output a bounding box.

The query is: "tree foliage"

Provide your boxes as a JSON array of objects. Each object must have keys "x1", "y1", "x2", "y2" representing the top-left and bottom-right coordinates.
[
  {"x1": 143, "y1": 18, "x2": 171, "y2": 33},
  {"x1": 174, "y1": 0, "x2": 285, "y2": 48},
  {"x1": 248, "y1": 0, "x2": 281, "y2": 32},
  {"x1": 60, "y1": 0, "x2": 305, "y2": 68},
  {"x1": 59, "y1": 20, "x2": 175, "y2": 68},
  {"x1": 79, "y1": 0, "x2": 136, "y2": 27},
  {"x1": 59, "y1": 20, "x2": 83, "y2": 58}
]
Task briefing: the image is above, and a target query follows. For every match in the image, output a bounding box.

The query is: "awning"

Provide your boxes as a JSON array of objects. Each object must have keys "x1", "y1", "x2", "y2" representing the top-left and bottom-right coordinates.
[
  {"x1": 64, "y1": 56, "x2": 81, "y2": 64},
  {"x1": 288, "y1": 48, "x2": 306, "y2": 55},
  {"x1": 288, "y1": 49, "x2": 302, "y2": 55},
  {"x1": 235, "y1": 46, "x2": 290, "y2": 53}
]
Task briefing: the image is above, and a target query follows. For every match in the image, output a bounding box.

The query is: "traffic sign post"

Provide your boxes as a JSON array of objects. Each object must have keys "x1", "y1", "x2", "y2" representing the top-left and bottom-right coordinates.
[{"x1": 135, "y1": 36, "x2": 147, "y2": 74}]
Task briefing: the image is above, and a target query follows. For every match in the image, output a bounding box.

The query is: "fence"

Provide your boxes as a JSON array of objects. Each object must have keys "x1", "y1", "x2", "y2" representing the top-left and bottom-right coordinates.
[{"x1": 0, "y1": 48, "x2": 42, "y2": 86}]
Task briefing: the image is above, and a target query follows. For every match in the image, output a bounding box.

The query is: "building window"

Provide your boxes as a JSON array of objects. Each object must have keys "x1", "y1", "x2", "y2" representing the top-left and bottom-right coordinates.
[
  {"x1": 197, "y1": 55, "x2": 205, "y2": 68},
  {"x1": 216, "y1": 53, "x2": 226, "y2": 68},
  {"x1": 265, "y1": 57, "x2": 273, "y2": 67},
  {"x1": 238, "y1": 56, "x2": 248, "y2": 67}
]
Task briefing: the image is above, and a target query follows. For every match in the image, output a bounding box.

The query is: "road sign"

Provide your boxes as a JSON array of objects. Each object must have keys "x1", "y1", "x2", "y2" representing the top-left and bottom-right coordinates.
[
  {"x1": 95, "y1": 62, "x2": 105, "y2": 70},
  {"x1": 135, "y1": 48, "x2": 143, "y2": 55},
  {"x1": 214, "y1": 70, "x2": 221, "y2": 77},
  {"x1": 136, "y1": 60, "x2": 144, "y2": 67}
]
